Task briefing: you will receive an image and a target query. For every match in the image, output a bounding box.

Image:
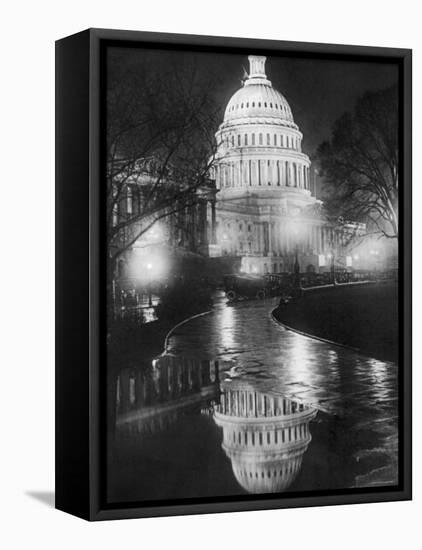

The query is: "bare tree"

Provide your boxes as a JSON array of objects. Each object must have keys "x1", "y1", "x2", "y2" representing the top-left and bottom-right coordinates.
[
  {"x1": 106, "y1": 50, "x2": 223, "y2": 278},
  {"x1": 316, "y1": 85, "x2": 398, "y2": 239}
]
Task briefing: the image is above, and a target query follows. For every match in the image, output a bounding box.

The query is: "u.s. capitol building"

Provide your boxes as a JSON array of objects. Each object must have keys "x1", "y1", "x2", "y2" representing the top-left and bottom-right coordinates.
[{"x1": 211, "y1": 55, "x2": 357, "y2": 275}]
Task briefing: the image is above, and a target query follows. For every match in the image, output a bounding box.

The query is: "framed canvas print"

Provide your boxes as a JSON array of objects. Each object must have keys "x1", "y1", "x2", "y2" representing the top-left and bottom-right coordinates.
[{"x1": 55, "y1": 28, "x2": 412, "y2": 521}]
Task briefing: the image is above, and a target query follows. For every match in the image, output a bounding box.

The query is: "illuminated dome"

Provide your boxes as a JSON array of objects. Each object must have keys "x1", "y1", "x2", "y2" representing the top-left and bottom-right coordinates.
[
  {"x1": 223, "y1": 56, "x2": 296, "y2": 128},
  {"x1": 210, "y1": 53, "x2": 323, "y2": 277},
  {"x1": 213, "y1": 55, "x2": 312, "y2": 198}
]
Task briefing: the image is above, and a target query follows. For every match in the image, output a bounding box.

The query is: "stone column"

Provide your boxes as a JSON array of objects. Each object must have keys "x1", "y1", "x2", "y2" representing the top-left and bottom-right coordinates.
[
  {"x1": 211, "y1": 201, "x2": 217, "y2": 244},
  {"x1": 268, "y1": 220, "x2": 273, "y2": 255},
  {"x1": 199, "y1": 199, "x2": 207, "y2": 246},
  {"x1": 253, "y1": 160, "x2": 258, "y2": 186}
]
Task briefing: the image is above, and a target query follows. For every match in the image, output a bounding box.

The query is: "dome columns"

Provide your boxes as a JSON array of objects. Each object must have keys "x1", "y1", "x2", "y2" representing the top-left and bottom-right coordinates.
[{"x1": 215, "y1": 157, "x2": 311, "y2": 190}]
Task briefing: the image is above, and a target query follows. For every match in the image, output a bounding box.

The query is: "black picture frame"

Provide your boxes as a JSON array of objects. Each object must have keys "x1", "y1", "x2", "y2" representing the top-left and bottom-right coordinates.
[{"x1": 55, "y1": 28, "x2": 412, "y2": 521}]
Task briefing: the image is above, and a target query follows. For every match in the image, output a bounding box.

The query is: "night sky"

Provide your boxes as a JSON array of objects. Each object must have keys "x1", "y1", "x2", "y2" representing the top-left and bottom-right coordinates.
[{"x1": 109, "y1": 45, "x2": 399, "y2": 194}]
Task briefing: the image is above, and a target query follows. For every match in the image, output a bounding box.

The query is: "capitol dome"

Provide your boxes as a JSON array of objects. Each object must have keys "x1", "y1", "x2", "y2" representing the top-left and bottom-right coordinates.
[
  {"x1": 223, "y1": 56, "x2": 296, "y2": 128},
  {"x1": 213, "y1": 55, "x2": 312, "y2": 198}
]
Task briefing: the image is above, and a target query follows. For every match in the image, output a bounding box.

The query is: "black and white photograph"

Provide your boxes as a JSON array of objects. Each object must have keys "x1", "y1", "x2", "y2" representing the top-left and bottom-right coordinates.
[
  {"x1": 104, "y1": 43, "x2": 403, "y2": 505},
  {"x1": 3, "y1": 0, "x2": 421, "y2": 545}
]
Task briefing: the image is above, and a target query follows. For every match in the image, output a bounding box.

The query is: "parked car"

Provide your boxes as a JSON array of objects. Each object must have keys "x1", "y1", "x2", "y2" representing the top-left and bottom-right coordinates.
[{"x1": 223, "y1": 274, "x2": 292, "y2": 301}]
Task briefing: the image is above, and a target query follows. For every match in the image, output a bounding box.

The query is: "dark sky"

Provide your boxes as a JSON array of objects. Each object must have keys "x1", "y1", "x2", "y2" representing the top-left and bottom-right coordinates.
[{"x1": 109, "y1": 45, "x2": 398, "y2": 175}]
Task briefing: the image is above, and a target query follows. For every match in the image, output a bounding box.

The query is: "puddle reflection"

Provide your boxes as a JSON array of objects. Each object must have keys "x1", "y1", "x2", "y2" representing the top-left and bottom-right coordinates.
[
  {"x1": 114, "y1": 354, "x2": 317, "y2": 496},
  {"x1": 215, "y1": 380, "x2": 317, "y2": 493}
]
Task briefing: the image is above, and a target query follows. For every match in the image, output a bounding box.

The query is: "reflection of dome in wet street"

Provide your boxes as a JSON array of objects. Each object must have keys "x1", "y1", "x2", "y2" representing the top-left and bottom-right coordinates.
[
  {"x1": 214, "y1": 380, "x2": 317, "y2": 493},
  {"x1": 115, "y1": 355, "x2": 220, "y2": 435}
]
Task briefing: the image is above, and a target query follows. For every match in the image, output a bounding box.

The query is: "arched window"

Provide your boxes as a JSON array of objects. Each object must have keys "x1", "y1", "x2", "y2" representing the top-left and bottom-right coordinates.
[
  {"x1": 259, "y1": 133, "x2": 263, "y2": 145},
  {"x1": 266, "y1": 133, "x2": 270, "y2": 145},
  {"x1": 244, "y1": 134, "x2": 248, "y2": 145},
  {"x1": 238, "y1": 134, "x2": 241, "y2": 146},
  {"x1": 252, "y1": 133, "x2": 255, "y2": 145},
  {"x1": 273, "y1": 134, "x2": 277, "y2": 146}
]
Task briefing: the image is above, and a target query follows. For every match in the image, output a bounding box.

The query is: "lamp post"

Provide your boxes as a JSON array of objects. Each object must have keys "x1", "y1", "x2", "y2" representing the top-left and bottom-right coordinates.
[
  {"x1": 329, "y1": 246, "x2": 335, "y2": 284},
  {"x1": 147, "y1": 262, "x2": 153, "y2": 307},
  {"x1": 294, "y1": 244, "x2": 301, "y2": 289},
  {"x1": 289, "y1": 225, "x2": 301, "y2": 290}
]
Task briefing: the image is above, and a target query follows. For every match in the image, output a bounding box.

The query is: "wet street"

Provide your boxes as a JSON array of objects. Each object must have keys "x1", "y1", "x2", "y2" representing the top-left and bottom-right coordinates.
[{"x1": 108, "y1": 294, "x2": 399, "y2": 504}]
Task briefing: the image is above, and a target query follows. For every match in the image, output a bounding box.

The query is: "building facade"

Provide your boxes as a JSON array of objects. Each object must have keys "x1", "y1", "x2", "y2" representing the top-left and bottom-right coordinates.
[
  {"x1": 110, "y1": 162, "x2": 218, "y2": 289},
  {"x1": 212, "y1": 55, "x2": 360, "y2": 274}
]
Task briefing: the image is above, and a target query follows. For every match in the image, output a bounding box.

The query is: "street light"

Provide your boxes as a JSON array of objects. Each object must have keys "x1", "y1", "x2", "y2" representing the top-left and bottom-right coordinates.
[
  {"x1": 146, "y1": 262, "x2": 153, "y2": 307},
  {"x1": 293, "y1": 242, "x2": 301, "y2": 288},
  {"x1": 286, "y1": 223, "x2": 302, "y2": 289}
]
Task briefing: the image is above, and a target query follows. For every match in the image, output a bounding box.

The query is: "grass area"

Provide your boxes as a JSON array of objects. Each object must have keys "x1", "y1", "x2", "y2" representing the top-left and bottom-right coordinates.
[{"x1": 274, "y1": 281, "x2": 398, "y2": 363}]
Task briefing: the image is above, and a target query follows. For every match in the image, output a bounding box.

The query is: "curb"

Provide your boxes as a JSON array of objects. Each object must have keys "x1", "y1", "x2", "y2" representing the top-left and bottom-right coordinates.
[
  {"x1": 162, "y1": 309, "x2": 213, "y2": 354},
  {"x1": 270, "y1": 308, "x2": 364, "y2": 356}
]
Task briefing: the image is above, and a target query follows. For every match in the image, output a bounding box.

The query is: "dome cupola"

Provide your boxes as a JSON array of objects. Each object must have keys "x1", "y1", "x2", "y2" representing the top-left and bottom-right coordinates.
[
  {"x1": 212, "y1": 54, "x2": 314, "y2": 207},
  {"x1": 222, "y1": 56, "x2": 296, "y2": 129}
]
